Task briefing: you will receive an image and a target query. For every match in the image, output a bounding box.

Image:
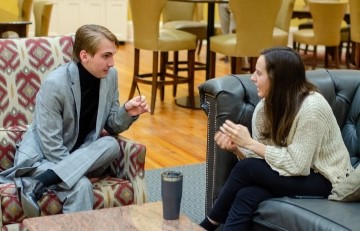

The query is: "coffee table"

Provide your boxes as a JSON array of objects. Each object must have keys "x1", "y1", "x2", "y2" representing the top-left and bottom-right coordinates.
[{"x1": 21, "y1": 201, "x2": 204, "y2": 231}]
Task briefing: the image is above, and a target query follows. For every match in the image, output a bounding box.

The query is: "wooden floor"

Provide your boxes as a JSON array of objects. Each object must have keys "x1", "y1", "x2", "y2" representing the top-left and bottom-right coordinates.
[{"x1": 114, "y1": 42, "x2": 231, "y2": 170}]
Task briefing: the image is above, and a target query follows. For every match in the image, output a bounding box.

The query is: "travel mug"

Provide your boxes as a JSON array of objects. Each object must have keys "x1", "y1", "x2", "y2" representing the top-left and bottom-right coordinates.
[{"x1": 161, "y1": 171, "x2": 183, "y2": 220}]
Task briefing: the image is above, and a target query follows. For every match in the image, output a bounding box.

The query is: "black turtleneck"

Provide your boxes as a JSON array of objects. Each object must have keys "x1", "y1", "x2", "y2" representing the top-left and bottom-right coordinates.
[{"x1": 72, "y1": 62, "x2": 100, "y2": 152}]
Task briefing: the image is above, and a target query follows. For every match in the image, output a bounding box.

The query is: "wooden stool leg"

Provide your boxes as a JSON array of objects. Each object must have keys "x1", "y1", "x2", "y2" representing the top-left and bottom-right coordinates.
[
  {"x1": 150, "y1": 51, "x2": 159, "y2": 115},
  {"x1": 129, "y1": 48, "x2": 140, "y2": 100},
  {"x1": 160, "y1": 52, "x2": 167, "y2": 101},
  {"x1": 173, "y1": 51, "x2": 179, "y2": 97},
  {"x1": 187, "y1": 49, "x2": 195, "y2": 109},
  {"x1": 209, "y1": 51, "x2": 216, "y2": 79}
]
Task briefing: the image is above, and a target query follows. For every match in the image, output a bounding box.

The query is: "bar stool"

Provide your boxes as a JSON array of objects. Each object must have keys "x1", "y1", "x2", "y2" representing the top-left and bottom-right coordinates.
[
  {"x1": 273, "y1": 0, "x2": 295, "y2": 47},
  {"x1": 33, "y1": 1, "x2": 53, "y2": 37},
  {"x1": 128, "y1": 0, "x2": 197, "y2": 114},
  {"x1": 293, "y1": 0, "x2": 347, "y2": 69},
  {"x1": 209, "y1": 0, "x2": 281, "y2": 78}
]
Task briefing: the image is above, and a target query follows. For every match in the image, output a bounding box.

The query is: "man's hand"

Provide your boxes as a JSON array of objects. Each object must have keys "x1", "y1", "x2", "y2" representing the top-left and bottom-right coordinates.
[{"x1": 125, "y1": 95, "x2": 150, "y2": 116}]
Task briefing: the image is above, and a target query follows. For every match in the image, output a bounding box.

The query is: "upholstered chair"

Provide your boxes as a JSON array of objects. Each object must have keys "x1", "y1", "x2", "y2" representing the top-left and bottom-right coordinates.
[
  {"x1": 1, "y1": 0, "x2": 33, "y2": 38},
  {"x1": 0, "y1": 35, "x2": 147, "y2": 230},
  {"x1": 128, "y1": 0, "x2": 197, "y2": 114},
  {"x1": 349, "y1": 0, "x2": 360, "y2": 68},
  {"x1": 208, "y1": 0, "x2": 281, "y2": 78},
  {"x1": 162, "y1": 2, "x2": 206, "y2": 56},
  {"x1": 293, "y1": 0, "x2": 348, "y2": 69},
  {"x1": 273, "y1": 0, "x2": 295, "y2": 47},
  {"x1": 33, "y1": 1, "x2": 53, "y2": 37}
]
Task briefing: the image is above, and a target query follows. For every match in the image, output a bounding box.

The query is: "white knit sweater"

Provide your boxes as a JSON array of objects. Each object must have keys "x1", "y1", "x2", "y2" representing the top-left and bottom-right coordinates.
[{"x1": 247, "y1": 92, "x2": 353, "y2": 186}]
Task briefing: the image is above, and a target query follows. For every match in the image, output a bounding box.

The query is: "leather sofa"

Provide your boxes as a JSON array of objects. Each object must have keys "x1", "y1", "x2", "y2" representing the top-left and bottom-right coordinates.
[
  {"x1": 198, "y1": 69, "x2": 360, "y2": 231},
  {"x1": 0, "y1": 36, "x2": 147, "y2": 230}
]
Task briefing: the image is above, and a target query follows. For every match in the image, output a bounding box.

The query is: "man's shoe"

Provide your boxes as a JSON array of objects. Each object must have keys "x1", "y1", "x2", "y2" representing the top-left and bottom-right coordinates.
[{"x1": 14, "y1": 177, "x2": 46, "y2": 217}]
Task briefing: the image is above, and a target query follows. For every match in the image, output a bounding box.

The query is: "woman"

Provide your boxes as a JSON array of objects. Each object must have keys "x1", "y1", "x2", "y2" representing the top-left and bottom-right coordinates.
[{"x1": 199, "y1": 47, "x2": 353, "y2": 230}]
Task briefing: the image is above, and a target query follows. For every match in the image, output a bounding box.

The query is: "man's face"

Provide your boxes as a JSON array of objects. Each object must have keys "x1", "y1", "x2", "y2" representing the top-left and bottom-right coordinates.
[{"x1": 81, "y1": 38, "x2": 117, "y2": 79}]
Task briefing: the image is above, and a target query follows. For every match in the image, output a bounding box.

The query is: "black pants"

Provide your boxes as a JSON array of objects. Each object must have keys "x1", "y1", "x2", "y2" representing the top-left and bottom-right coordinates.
[{"x1": 208, "y1": 158, "x2": 332, "y2": 231}]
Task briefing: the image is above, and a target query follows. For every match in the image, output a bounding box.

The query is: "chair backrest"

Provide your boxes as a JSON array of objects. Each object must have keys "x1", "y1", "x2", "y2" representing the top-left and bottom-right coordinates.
[
  {"x1": 18, "y1": 0, "x2": 33, "y2": 21},
  {"x1": 129, "y1": 0, "x2": 166, "y2": 50},
  {"x1": 162, "y1": 2, "x2": 196, "y2": 22},
  {"x1": 275, "y1": 0, "x2": 295, "y2": 32},
  {"x1": 310, "y1": 0, "x2": 347, "y2": 46},
  {"x1": 349, "y1": 0, "x2": 360, "y2": 42},
  {"x1": 230, "y1": 0, "x2": 281, "y2": 57},
  {"x1": 33, "y1": 1, "x2": 53, "y2": 37},
  {"x1": 0, "y1": 36, "x2": 74, "y2": 129}
]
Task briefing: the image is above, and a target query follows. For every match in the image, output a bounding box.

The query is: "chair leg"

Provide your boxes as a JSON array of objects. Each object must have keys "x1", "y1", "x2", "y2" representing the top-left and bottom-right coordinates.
[
  {"x1": 173, "y1": 51, "x2": 179, "y2": 97},
  {"x1": 187, "y1": 49, "x2": 195, "y2": 109},
  {"x1": 312, "y1": 46, "x2": 317, "y2": 70},
  {"x1": 160, "y1": 52, "x2": 167, "y2": 101},
  {"x1": 129, "y1": 48, "x2": 140, "y2": 100},
  {"x1": 197, "y1": 40, "x2": 203, "y2": 56},
  {"x1": 334, "y1": 45, "x2": 340, "y2": 69},
  {"x1": 150, "y1": 51, "x2": 159, "y2": 115},
  {"x1": 249, "y1": 57, "x2": 256, "y2": 73},
  {"x1": 209, "y1": 51, "x2": 216, "y2": 79}
]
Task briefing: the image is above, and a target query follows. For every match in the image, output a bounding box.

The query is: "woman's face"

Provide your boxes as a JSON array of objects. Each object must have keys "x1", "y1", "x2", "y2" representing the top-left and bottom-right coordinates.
[{"x1": 250, "y1": 55, "x2": 270, "y2": 98}]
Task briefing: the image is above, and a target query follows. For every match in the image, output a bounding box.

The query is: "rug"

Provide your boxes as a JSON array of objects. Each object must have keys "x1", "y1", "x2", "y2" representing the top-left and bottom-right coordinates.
[{"x1": 145, "y1": 163, "x2": 206, "y2": 224}]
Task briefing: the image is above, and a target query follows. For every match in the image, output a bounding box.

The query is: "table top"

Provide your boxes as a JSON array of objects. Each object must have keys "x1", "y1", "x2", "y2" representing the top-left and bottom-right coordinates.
[
  {"x1": 22, "y1": 201, "x2": 204, "y2": 231},
  {"x1": 0, "y1": 9, "x2": 31, "y2": 25}
]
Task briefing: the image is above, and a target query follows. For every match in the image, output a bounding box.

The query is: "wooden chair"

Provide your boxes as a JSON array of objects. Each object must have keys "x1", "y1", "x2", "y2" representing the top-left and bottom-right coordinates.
[
  {"x1": 128, "y1": 0, "x2": 197, "y2": 114},
  {"x1": 349, "y1": 0, "x2": 360, "y2": 68},
  {"x1": 209, "y1": 0, "x2": 281, "y2": 78},
  {"x1": 1, "y1": 0, "x2": 33, "y2": 38},
  {"x1": 33, "y1": 1, "x2": 53, "y2": 37},
  {"x1": 273, "y1": 0, "x2": 296, "y2": 47},
  {"x1": 293, "y1": 0, "x2": 348, "y2": 69}
]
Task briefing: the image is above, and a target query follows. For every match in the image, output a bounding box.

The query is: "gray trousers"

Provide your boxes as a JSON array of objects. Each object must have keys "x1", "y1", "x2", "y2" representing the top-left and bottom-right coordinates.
[{"x1": 31, "y1": 136, "x2": 120, "y2": 213}]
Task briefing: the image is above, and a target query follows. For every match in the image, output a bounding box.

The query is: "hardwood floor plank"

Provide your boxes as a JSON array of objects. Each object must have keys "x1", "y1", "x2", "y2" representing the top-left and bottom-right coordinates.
[{"x1": 114, "y1": 42, "x2": 231, "y2": 170}]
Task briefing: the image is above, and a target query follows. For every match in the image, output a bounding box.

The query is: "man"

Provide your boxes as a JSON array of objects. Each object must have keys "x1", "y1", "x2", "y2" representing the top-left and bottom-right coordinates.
[{"x1": 0, "y1": 24, "x2": 150, "y2": 217}]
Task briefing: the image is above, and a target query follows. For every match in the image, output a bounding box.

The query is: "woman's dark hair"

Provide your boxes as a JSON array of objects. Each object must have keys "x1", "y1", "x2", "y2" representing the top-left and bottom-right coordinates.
[{"x1": 260, "y1": 47, "x2": 318, "y2": 146}]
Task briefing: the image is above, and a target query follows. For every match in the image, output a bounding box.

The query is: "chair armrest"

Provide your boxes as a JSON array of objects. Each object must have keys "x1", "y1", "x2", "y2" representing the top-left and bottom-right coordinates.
[
  {"x1": 198, "y1": 74, "x2": 259, "y2": 215},
  {"x1": 0, "y1": 126, "x2": 28, "y2": 172},
  {"x1": 109, "y1": 134, "x2": 147, "y2": 204}
]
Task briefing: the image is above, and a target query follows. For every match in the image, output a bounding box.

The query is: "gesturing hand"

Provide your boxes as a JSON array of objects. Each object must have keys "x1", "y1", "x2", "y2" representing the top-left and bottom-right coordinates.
[
  {"x1": 125, "y1": 95, "x2": 150, "y2": 116},
  {"x1": 219, "y1": 120, "x2": 252, "y2": 148},
  {"x1": 214, "y1": 131, "x2": 238, "y2": 153}
]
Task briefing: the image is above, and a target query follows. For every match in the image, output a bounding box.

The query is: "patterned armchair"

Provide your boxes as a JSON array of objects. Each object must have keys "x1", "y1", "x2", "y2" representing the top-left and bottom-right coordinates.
[{"x1": 0, "y1": 36, "x2": 147, "y2": 230}]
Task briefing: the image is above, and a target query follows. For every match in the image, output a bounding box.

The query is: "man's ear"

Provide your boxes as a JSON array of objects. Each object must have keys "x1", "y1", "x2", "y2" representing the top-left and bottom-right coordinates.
[{"x1": 79, "y1": 50, "x2": 88, "y2": 63}]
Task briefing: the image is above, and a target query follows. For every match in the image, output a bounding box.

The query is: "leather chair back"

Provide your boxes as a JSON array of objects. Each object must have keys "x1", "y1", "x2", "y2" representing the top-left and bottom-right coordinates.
[
  {"x1": 18, "y1": 0, "x2": 33, "y2": 21},
  {"x1": 129, "y1": 0, "x2": 165, "y2": 50},
  {"x1": 230, "y1": 0, "x2": 281, "y2": 57},
  {"x1": 349, "y1": 0, "x2": 360, "y2": 43},
  {"x1": 162, "y1": 2, "x2": 195, "y2": 22},
  {"x1": 275, "y1": 0, "x2": 295, "y2": 32},
  {"x1": 33, "y1": 1, "x2": 53, "y2": 37},
  {"x1": 310, "y1": 0, "x2": 347, "y2": 46}
]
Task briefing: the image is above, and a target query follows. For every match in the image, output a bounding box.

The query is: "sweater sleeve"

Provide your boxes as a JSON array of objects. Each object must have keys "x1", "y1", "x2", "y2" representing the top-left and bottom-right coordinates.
[{"x1": 263, "y1": 93, "x2": 335, "y2": 176}]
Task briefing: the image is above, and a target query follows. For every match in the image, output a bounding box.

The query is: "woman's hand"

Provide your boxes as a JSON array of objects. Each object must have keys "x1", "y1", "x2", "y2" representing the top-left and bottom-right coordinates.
[
  {"x1": 214, "y1": 131, "x2": 238, "y2": 153},
  {"x1": 219, "y1": 120, "x2": 266, "y2": 158},
  {"x1": 219, "y1": 120, "x2": 252, "y2": 148},
  {"x1": 125, "y1": 95, "x2": 150, "y2": 116}
]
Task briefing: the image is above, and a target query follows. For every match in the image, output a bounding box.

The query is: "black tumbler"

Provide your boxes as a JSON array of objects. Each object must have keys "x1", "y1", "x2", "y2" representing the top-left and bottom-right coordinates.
[{"x1": 161, "y1": 171, "x2": 183, "y2": 220}]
